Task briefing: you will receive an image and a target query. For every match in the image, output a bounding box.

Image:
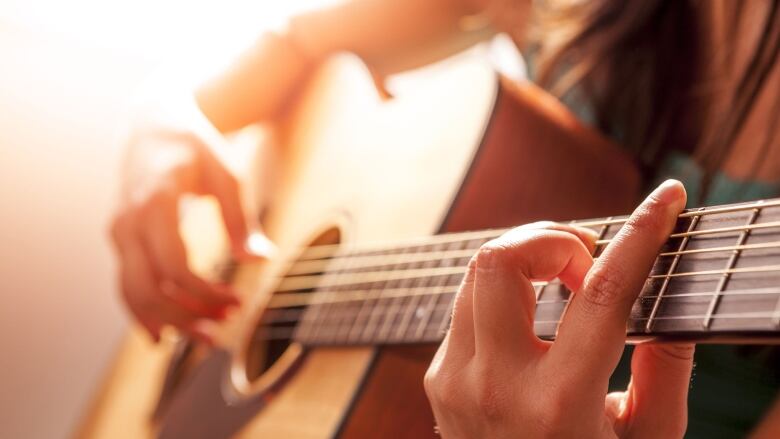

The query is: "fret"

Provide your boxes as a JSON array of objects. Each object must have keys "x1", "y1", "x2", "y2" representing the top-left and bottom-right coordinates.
[
  {"x1": 293, "y1": 248, "x2": 351, "y2": 342},
  {"x1": 375, "y1": 247, "x2": 420, "y2": 342},
  {"x1": 592, "y1": 217, "x2": 612, "y2": 257},
  {"x1": 358, "y1": 247, "x2": 414, "y2": 343},
  {"x1": 345, "y1": 249, "x2": 395, "y2": 343},
  {"x1": 645, "y1": 210, "x2": 702, "y2": 332},
  {"x1": 392, "y1": 243, "x2": 444, "y2": 342},
  {"x1": 432, "y1": 238, "x2": 487, "y2": 339},
  {"x1": 702, "y1": 207, "x2": 761, "y2": 329},
  {"x1": 534, "y1": 283, "x2": 547, "y2": 303},
  {"x1": 314, "y1": 249, "x2": 370, "y2": 343},
  {"x1": 533, "y1": 282, "x2": 570, "y2": 339},
  {"x1": 413, "y1": 239, "x2": 472, "y2": 341},
  {"x1": 331, "y1": 255, "x2": 378, "y2": 340},
  {"x1": 288, "y1": 197, "x2": 780, "y2": 347},
  {"x1": 773, "y1": 298, "x2": 780, "y2": 328}
]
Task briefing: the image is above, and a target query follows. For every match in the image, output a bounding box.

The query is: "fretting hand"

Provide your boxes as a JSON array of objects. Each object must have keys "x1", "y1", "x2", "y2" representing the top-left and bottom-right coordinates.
[{"x1": 424, "y1": 180, "x2": 695, "y2": 438}]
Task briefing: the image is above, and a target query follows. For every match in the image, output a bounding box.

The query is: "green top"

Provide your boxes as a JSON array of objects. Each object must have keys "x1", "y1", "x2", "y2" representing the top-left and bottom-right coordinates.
[{"x1": 523, "y1": 51, "x2": 780, "y2": 438}]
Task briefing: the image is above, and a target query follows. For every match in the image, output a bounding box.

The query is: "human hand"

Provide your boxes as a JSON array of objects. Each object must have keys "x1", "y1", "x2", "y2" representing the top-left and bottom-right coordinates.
[
  {"x1": 424, "y1": 180, "x2": 694, "y2": 438},
  {"x1": 110, "y1": 122, "x2": 269, "y2": 344}
]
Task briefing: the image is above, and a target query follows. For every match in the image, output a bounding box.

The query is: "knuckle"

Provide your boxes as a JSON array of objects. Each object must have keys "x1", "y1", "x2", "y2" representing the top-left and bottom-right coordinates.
[
  {"x1": 423, "y1": 367, "x2": 439, "y2": 399},
  {"x1": 472, "y1": 372, "x2": 509, "y2": 421},
  {"x1": 474, "y1": 240, "x2": 511, "y2": 270},
  {"x1": 537, "y1": 394, "x2": 572, "y2": 435},
  {"x1": 429, "y1": 378, "x2": 458, "y2": 411},
  {"x1": 582, "y1": 268, "x2": 624, "y2": 310}
]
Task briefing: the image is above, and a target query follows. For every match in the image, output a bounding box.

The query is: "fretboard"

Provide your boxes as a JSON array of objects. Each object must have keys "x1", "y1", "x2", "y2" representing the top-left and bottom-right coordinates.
[{"x1": 267, "y1": 198, "x2": 780, "y2": 346}]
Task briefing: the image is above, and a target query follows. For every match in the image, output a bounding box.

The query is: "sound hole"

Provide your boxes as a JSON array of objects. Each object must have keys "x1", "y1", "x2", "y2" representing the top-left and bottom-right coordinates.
[{"x1": 244, "y1": 227, "x2": 341, "y2": 382}]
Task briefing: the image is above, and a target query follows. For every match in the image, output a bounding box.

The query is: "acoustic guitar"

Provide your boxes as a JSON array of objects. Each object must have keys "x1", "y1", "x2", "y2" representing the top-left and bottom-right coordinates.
[{"x1": 77, "y1": 51, "x2": 780, "y2": 438}]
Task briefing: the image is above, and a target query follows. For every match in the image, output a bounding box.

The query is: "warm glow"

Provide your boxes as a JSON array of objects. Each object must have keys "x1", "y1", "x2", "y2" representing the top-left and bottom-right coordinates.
[{"x1": 0, "y1": 2, "x2": 335, "y2": 438}]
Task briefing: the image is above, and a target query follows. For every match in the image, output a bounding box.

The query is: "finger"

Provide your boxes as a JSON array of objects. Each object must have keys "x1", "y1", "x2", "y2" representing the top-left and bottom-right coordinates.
[
  {"x1": 197, "y1": 146, "x2": 255, "y2": 255},
  {"x1": 118, "y1": 228, "x2": 214, "y2": 343},
  {"x1": 440, "y1": 256, "x2": 479, "y2": 365},
  {"x1": 552, "y1": 179, "x2": 687, "y2": 385},
  {"x1": 141, "y1": 191, "x2": 240, "y2": 311},
  {"x1": 620, "y1": 343, "x2": 694, "y2": 437},
  {"x1": 471, "y1": 228, "x2": 594, "y2": 359},
  {"x1": 522, "y1": 221, "x2": 600, "y2": 255},
  {"x1": 112, "y1": 212, "x2": 163, "y2": 342}
]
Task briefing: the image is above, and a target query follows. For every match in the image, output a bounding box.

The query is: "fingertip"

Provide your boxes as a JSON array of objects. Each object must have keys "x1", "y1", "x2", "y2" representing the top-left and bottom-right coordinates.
[
  {"x1": 190, "y1": 321, "x2": 217, "y2": 346},
  {"x1": 650, "y1": 179, "x2": 687, "y2": 209},
  {"x1": 241, "y1": 232, "x2": 277, "y2": 260}
]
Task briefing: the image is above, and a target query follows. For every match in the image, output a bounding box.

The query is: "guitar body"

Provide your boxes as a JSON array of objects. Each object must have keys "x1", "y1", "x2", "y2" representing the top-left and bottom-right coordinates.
[{"x1": 78, "y1": 51, "x2": 640, "y2": 438}]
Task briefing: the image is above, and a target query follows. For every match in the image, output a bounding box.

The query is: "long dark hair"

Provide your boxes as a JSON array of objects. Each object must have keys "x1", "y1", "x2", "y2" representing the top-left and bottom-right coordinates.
[{"x1": 530, "y1": 0, "x2": 780, "y2": 198}]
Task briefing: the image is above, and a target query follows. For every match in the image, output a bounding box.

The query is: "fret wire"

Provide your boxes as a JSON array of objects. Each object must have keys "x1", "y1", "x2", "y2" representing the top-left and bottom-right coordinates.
[
  {"x1": 333, "y1": 254, "x2": 378, "y2": 340},
  {"x1": 773, "y1": 297, "x2": 780, "y2": 328},
  {"x1": 360, "y1": 248, "x2": 415, "y2": 343},
  {"x1": 292, "y1": 249, "x2": 348, "y2": 341},
  {"x1": 346, "y1": 249, "x2": 395, "y2": 343},
  {"x1": 413, "y1": 241, "x2": 468, "y2": 340},
  {"x1": 246, "y1": 198, "x2": 780, "y2": 265},
  {"x1": 535, "y1": 283, "x2": 548, "y2": 303},
  {"x1": 279, "y1": 286, "x2": 780, "y2": 331},
  {"x1": 702, "y1": 207, "x2": 760, "y2": 329},
  {"x1": 435, "y1": 238, "x2": 489, "y2": 336},
  {"x1": 375, "y1": 247, "x2": 419, "y2": 342},
  {"x1": 393, "y1": 243, "x2": 444, "y2": 342},
  {"x1": 646, "y1": 211, "x2": 702, "y2": 332},
  {"x1": 308, "y1": 249, "x2": 360, "y2": 343}
]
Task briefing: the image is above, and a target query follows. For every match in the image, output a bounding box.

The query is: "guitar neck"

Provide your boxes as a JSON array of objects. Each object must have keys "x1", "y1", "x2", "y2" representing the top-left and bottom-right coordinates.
[{"x1": 281, "y1": 198, "x2": 780, "y2": 347}]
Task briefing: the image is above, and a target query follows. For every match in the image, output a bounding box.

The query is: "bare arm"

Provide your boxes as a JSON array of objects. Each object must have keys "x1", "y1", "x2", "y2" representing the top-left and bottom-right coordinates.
[
  {"x1": 196, "y1": 0, "x2": 494, "y2": 133},
  {"x1": 113, "y1": 0, "x2": 496, "y2": 342}
]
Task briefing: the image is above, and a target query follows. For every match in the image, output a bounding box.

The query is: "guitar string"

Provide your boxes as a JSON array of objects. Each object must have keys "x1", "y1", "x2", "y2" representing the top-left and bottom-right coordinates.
[
  {"x1": 270, "y1": 245, "x2": 780, "y2": 293},
  {"x1": 255, "y1": 286, "x2": 780, "y2": 328},
  {"x1": 217, "y1": 220, "x2": 780, "y2": 291},
  {"x1": 230, "y1": 239, "x2": 780, "y2": 311},
  {"x1": 218, "y1": 199, "x2": 780, "y2": 265},
  {"x1": 258, "y1": 310, "x2": 780, "y2": 343},
  {"x1": 220, "y1": 238, "x2": 780, "y2": 277}
]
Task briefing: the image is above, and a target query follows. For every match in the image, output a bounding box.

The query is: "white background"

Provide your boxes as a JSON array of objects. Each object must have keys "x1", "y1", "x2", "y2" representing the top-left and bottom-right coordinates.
[{"x1": 0, "y1": 1, "x2": 329, "y2": 437}]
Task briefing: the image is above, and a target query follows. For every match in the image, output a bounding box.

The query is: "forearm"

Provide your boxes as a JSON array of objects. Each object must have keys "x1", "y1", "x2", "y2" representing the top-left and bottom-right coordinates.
[
  {"x1": 195, "y1": 0, "x2": 493, "y2": 133},
  {"x1": 195, "y1": 31, "x2": 313, "y2": 133}
]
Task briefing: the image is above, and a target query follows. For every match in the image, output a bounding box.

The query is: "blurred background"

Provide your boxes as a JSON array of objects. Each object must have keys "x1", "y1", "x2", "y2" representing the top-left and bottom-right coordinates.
[{"x1": 0, "y1": 1, "x2": 329, "y2": 437}]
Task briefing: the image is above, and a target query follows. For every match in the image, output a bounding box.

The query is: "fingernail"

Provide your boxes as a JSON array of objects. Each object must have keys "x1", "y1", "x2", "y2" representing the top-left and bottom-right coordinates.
[
  {"x1": 244, "y1": 233, "x2": 277, "y2": 259},
  {"x1": 580, "y1": 227, "x2": 600, "y2": 240},
  {"x1": 650, "y1": 179, "x2": 686, "y2": 205}
]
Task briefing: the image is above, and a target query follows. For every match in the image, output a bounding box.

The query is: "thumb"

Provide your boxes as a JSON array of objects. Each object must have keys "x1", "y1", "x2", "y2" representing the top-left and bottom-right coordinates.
[{"x1": 621, "y1": 343, "x2": 695, "y2": 437}]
